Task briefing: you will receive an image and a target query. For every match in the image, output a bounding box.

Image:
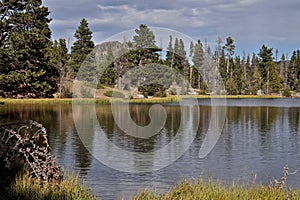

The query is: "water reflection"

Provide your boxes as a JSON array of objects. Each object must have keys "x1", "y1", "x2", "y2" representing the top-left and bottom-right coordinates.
[
  {"x1": 1, "y1": 99, "x2": 300, "y2": 199},
  {"x1": 0, "y1": 104, "x2": 92, "y2": 175},
  {"x1": 73, "y1": 102, "x2": 200, "y2": 173}
]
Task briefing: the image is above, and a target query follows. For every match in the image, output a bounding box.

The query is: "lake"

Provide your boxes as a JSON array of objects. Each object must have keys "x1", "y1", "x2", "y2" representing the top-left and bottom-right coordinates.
[{"x1": 1, "y1": 98, "x2": 300, "y2": 199}]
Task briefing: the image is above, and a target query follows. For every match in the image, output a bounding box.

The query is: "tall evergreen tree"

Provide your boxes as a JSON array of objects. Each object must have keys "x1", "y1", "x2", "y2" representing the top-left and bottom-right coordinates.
[
  {"x1": 267, "y1": 61, "x2": 282, "y2": 93},
  {"x1": 0, "y1": 0, "x2": 57, "y2": 97},
  {"x1": 133, "y1": 24, "x2": 157, "y2": 49},
  {"x1": 166, "y1": 35, "x2": 174, "y2": 66},
  {"x1": 50, "y1": 38, "x2": 71, "y2": 97},
  {"x1": 192, "y1": 40, "x2": 205, "y2": 90},
  {"x1": 224, "y1": 37, "x2": 235, "y2": 74},
  {"x1": 288, "y1": 51, "x2": 298, "y2": 90},
  {"x1": 71, "y1": 18, "x2": 94, "y2": 73},
  {"x1": 258, "y1": 45, "x2": 282, "y2": 94},
  {"x1": 258, "y1": 45, "x2": 273, "y2": 77}
]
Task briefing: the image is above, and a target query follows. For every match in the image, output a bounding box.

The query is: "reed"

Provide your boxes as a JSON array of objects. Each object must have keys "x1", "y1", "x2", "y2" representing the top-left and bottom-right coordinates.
[
  {"x1": 132, "y1": 178, "x2": 299, "y2": 200},
  {"x1": 5, "y1": 170, "x2": 97, "y2": 200}
]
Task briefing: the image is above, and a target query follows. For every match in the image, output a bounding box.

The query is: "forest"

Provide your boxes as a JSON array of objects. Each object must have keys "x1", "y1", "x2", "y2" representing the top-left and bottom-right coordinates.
[{"x1": 1, "y1": 0, "x2": 300, "y2": 98}]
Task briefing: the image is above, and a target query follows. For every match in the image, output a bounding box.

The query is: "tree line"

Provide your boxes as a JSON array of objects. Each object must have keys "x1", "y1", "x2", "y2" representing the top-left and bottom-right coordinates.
[{"x1": 1, "y1": 0, "x2": 300, "y2": 98}]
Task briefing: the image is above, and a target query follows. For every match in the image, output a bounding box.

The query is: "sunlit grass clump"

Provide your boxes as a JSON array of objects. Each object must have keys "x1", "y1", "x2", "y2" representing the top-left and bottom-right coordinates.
[
  {"x1": 132, "y1": 178, "x2": 299, "y2": 200},
  {"x1": 6, "y1": 171, "x2": 96, "y2": 200}
]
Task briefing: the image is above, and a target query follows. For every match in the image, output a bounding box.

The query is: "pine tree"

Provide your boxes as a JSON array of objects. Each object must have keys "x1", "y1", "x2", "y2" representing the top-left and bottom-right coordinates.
[
  {"x1": 173, "y1": 38, "x2": 180, "y2": 69},
  {"x1": 257, "y1": 45, "x2": 282, "y2": 94},
  {"x1": 71, "y1": 18, "x2": 94, "y2": 73},
  {"x1": 0, "y1": 0, "x2": 57, "y2": 97},
  {"x1": 166, "y1": 35, "x2": 174, "y2": 66},
  {"x1": 192, "y1": 40, "x2": 205, "y2": 90},
  {"x1": 99, "y1": 47, "x2": 117, "y2": 87},
  {"x1": 251, "y1": 67, "x2": 263, "y2": 94},
  {"x1": 50, "y1": 38, "x2": 70, "y2": 97},
  {"x1": 267, "y1": 61, "x2": 282, "y2": 93},
  {"x1": 133, "y1": 24, "x2": 157, "y2": 49},
  {"x1": 245, "y1": 53, "x2": 252, "y2": 92},
  {"x1": 224, "y1": 37, "x2": 235, "y2": 74},
  {"x1": 258, "y1": 45, "x2": 273, "y2": 77},
  {"x1": 288, "y1": 51, "x2": 297, "y2": 90},
  {"x1": 233, "y1": 56, "x2": 247, "y2": 94}
]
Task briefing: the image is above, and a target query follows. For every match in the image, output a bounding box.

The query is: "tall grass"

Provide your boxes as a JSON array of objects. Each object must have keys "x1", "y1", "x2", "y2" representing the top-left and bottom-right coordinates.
[
  {"x1": 0, "y1": 97, "x2": 181, "y2": 105},
  {"x1": 0, "y1": 98, "x2": 111, "y2": 105},
  {"x1": 0, "y1": 94, "x2": 286, "y2": 106},
  {"x1": 132, "y1": 178, "x2": 299, "y2": 200},
  {"x1": 129, "y1": 96, "x2": 181, "y2": 104},
  {"x1": 5, "y1": 170, "x2": 97, "y2": 200}
]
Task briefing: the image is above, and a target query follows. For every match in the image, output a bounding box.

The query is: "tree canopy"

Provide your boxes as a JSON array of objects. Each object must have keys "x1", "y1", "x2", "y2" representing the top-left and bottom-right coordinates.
[
  {"x1": 0, "y1": 5, "x2": 299, "y2": 98},
  {"x1": 0, "y1": 0, "x2": 57, "y2": 98}
]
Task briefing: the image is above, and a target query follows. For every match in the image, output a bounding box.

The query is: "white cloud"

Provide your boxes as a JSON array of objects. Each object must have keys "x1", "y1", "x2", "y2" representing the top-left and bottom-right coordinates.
[{"x1": 45, "y1": 0, "x2": 300, "y2": 55}]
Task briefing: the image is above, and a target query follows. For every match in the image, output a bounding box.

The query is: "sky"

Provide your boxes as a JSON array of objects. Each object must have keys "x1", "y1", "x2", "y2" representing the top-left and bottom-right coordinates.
[{"x1": 43, "y1": 0, "x2": 300, "y2": 58}]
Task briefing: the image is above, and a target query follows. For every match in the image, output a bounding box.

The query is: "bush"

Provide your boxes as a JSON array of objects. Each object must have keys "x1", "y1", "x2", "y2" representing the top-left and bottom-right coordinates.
[
  {"x1": 0, "y1": 121, "x2": 62, "y2": 186},
  {"x1": 96, "y1": 84, "x2": 105, "y2": 89},
  {"x1": 0, "y1": 121, "x2": 96, "y2": 199},
  {"x1": 138, "y1": 83, "x2": 167, "y2": 97},
  {"x1": 104, "y1": 90, "x2": 125, "y2": 98},
  {"x1": 283, "y1": 87, "x2": 291, "y2": 97},
  {"x1": 143, "y1": 92, "x2": 148, "y2": 98}
]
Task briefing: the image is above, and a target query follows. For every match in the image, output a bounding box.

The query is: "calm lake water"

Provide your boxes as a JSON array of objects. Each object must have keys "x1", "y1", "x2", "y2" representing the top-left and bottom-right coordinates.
[{"x1": 1, "y1": 98, "x2": 300, "y2": 199}]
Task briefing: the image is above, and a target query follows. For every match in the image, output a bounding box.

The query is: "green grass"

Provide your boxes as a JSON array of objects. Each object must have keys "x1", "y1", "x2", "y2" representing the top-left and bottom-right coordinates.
[
  {"x1": 0, "y1": 97, "x2": 181, "y2": 105},
  {"x1": 5, "y1": 170, "x2": 97, "y2": 200},
  {"x1": 181, "y1": 94, "x2": 285, "y2": 99},
  {"x1": 0, "y1": 94, "x2": 287, "y2": 106},
  {"x1": 131, "y1": 179, "x2": 300, "y2": 200},
  {"x1": 0, "y1": 98, "x2": 111, "y2": 105},
  {"x1": 129, "y1": 96, "x2": 181, "y2": 104}
]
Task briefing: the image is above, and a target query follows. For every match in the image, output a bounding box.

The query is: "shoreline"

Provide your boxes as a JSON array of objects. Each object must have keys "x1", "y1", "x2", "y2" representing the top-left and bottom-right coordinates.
[{"x1": 0, "y1": 95, "x2": 291, "y2": 105}]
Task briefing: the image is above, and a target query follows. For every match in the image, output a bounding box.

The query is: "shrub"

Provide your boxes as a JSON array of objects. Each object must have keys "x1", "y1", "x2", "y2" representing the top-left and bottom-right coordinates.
[
  {"x1": 0, "y1": 121, "x2": 96, "y2": 199},
  {"x1": 0, "y1": 121, "x2": 62, "y2": 187},
  {"x1": 283, "y1": 87, "x2": 291, "y2": 97},
  {"x1": 104, "y1": 90, "x2": 125, "y2": 98}
]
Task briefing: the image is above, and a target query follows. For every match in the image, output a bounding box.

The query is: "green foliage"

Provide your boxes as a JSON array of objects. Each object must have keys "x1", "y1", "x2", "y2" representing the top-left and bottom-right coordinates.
[
  {"x1": 191, "y1": 40, "x2": 207, "y2": 90},
  {"x1": 132, "y1": 178, "x2": 300, "y2": 200},
  {"x1": 0, "y1": 0, "x2": 57, "y2": 98},
  {"x1": 71, "y1": 18, "x2": 94, "y2": 73},
  {"x1": 99, "y1": 47, "x2": 117, "y2": 87},
  {"x1": 5, "y1": 170, "x2": 96, "y2": 200},
  {"x1": 166, "y1": 35, "x2": 174, "y2": 64},
  {"x1": 226, "y1": 78, "x2": 238, "y2": 95},
  {"x1": 258, "y1": 45, "x2": 273, "y2": 78},
  {"x1": 251, "y1": 67, "x2": 263, "y2": 94},
  {"x1": 224, "y1": 37, "x2": 235, "y2": 74},
  {"x1": 192, "y1": 40, "x2": 205, "y2": 70},
  {"x1": 112, "y1": 48, "x2": 161, "y2": 79},
  {"x1": 283, "y1": 87, "x2": 292, "y2": 97},
  {"x1": 103, "y1": 90, "x2": 125, "y2": 98},
  {"x1": 287, "y1": 50, "x2": 300, "y2": 91},
  {"x1": 2, "y1": 14, "x2": 300, "y2": 99},
  {"x1": 266, "y1": 61, "x2": 282, "y2": 93},
  {"x1": 50, "y1": 38, "x2": 72, "y2": 97},
  {"x1": 138, "y1": 83, "x2": 167, "y2": 97},
  {"x1": 133, "y1": 24, "x2": 157, "y2": 49}
]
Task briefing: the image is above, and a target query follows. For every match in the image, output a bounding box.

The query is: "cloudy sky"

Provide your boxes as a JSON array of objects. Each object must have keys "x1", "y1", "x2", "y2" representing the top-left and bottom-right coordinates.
[{"x1": 43, "y1": 0, "x2": 300, "y2": 57}]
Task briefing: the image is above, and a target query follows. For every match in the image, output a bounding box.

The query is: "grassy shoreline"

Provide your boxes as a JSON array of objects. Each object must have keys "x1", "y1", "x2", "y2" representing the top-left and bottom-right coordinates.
[
  {"x1": 0, "y1": 95, "x2": 289, "y2": 105},
  {"x1": 3, "y1": 170, "x2": 96, "y2": 200},
  {"x1": 132, "y1": 178, "x2": 300, "y2": 200}
]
